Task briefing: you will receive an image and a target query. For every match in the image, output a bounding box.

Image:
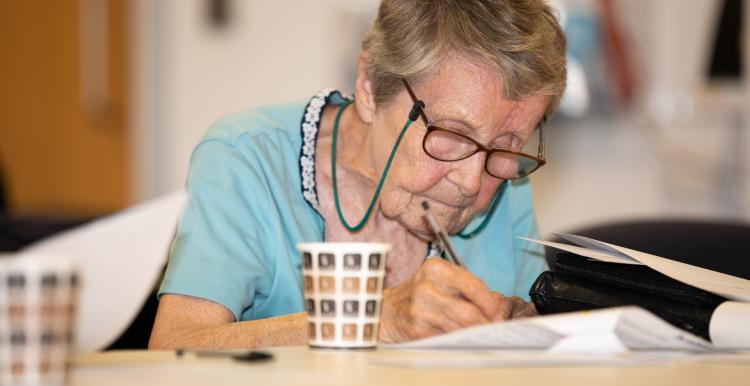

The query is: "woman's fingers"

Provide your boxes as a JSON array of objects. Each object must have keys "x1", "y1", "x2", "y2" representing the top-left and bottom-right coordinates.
[
  {"x1": 407, "y1": 302, "x2": 462, "y2": 337},
  {"x1": 378, "y1": 281, "x2": 460, "y2": 342},
  {"x1": 487, "y1": 292, "x2": 515, "y2": 321},
  {"x1": 421, "y1": 258, "x2": 505, "y2": 321},
  {"x1": 507, "y1": 295, "x2": 538, "y2": 319},
  {"x1": 379, "y1": 258, "x2": 533, "y2": 343},
  {"x1": 412, "y1": 280, "x2": 489, "y2": 329}
]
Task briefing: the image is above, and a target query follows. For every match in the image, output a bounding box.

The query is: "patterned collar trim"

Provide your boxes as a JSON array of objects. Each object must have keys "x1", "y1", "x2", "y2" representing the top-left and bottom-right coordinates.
[{"x1": 298, "y1": 88, "x2": 349, "y2": 213}]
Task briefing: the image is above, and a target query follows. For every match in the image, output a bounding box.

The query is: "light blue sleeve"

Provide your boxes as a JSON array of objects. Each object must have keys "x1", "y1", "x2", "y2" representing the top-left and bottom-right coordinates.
[
  {"x1": 158, "y1": 137, "x2": 275, "y2": 321},
  {"x1": 508, "y1": 179, "x2": 548, "y2": 299}
]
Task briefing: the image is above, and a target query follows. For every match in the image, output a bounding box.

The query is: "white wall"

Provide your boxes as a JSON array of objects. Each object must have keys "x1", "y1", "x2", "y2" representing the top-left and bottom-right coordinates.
[{"x1": 130, "y1": 0, "x2": 378, "y2": 200}]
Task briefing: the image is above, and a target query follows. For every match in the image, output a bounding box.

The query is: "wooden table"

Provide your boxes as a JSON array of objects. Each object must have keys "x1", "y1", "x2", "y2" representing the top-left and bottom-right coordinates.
[{"x1": 70, "y1": 347, "x2": 750, "y2": 386}]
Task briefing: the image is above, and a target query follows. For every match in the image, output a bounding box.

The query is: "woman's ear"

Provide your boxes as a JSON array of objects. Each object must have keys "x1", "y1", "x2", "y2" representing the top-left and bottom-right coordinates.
[{"x1": 354, "y1": 52, "x2": 376, "y2": 124}]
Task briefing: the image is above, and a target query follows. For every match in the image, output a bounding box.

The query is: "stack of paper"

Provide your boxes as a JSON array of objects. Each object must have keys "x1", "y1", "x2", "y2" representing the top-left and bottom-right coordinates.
[
  {"x1": 389, "y1": 234, "x2": 750, "y2": 353},
  {"x1": 388, "y1": 306, "x2": 717, "y2": 353}
]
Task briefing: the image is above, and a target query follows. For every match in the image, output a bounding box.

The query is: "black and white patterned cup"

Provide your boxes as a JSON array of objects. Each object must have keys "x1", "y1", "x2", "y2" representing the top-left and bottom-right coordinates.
[
  {"x1": 298, "y1": 243, "x2": 390, "y2": 349},
  {"x1": 0, "y1": 254, "x2": 78, "y2": 386}
]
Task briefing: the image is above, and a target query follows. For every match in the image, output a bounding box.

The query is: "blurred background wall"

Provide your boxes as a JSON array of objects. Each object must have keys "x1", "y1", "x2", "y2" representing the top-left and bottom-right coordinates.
[
  {"x1": 1, "y1": 0, "x2": 748, "y2": 237},
  {"x1": 130, "y1": 0, "x2": 375, "y2": 201}
]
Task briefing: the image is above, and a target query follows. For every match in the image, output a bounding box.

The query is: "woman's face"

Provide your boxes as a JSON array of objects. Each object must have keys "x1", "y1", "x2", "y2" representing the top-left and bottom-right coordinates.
[{"x1": 368, "y1": 57, "x2": 548, "y2": 239}]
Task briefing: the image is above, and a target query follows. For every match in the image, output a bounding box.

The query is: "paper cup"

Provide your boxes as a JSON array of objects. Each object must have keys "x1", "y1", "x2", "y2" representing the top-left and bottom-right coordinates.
[
  {"x1": 298, "y1": 242, "x2": 390, "y2": 349},
  {"x1": 0, "y1": 254, "x2": 78, "y2": 386}
]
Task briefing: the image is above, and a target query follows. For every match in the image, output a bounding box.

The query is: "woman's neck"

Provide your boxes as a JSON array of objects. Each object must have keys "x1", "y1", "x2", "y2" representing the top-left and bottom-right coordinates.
[
  {"x1": 326, "y1": 103, "x2": 379, "y2": 187},
  {"x1": 315, "y1": 102, "x2": 428, "y2": 287}
]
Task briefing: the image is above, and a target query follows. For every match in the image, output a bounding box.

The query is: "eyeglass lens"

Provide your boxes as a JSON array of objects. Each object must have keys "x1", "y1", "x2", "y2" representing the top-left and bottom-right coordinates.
[{"x1": 423, "y1": 128, "x2": 541, "y2": 179}]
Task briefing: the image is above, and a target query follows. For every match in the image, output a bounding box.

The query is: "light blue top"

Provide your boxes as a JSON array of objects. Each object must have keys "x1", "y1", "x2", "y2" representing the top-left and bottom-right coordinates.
[{"x1": 158, "y1": 89, "x2": 547, "y2": 322}]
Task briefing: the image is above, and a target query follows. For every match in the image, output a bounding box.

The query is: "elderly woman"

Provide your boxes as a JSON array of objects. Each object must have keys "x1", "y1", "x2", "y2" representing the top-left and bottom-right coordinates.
[{"x1": 149, "y1": 0, "x2": 566, "y2": 349}]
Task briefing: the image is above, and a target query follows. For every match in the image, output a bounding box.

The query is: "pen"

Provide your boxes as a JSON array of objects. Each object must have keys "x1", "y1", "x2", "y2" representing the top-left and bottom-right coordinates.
[
  {"x1": 175, "y1": 349, "x2": 274, "y2": 362},
  {"x1": 421, "y1": 201, "x2": 463, "y2": 267}
]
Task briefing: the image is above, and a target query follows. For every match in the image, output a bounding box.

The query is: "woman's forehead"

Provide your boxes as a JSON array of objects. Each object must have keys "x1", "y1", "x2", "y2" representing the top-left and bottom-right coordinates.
[
  {"x1": 416, "y1": 67, "x2": 547, "y2": 136},
  {"x1": 425, "y1": 58, "x2": 506, "y2": 100}
]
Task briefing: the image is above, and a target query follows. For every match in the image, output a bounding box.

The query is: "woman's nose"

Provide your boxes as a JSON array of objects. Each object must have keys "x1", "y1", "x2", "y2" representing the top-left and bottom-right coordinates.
[{"x1": 446, "y1": 152, "x2": 485, "y2": 197}]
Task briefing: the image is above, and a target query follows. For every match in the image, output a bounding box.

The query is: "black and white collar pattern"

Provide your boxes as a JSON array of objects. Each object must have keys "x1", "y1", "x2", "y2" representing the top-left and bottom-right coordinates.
[{"x1": 299, "y1": 88, "x2": 350, "y2": 212}]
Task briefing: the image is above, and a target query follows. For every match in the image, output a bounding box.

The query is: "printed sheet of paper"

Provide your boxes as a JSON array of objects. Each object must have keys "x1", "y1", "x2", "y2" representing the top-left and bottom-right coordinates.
[
  {"x1": 387, "y1": 307, "x2": 712, "y2": 353},
  {"x1": 388, "y1": 320, "x2": 562, "y2": 350},
  {"x1": 613, "y1": 307, "x2": 712, "y2": 351}
]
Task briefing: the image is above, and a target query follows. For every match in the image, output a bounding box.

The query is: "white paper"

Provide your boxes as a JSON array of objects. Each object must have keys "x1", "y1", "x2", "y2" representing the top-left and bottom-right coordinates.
[
  {"x1": 525, "y1": 234, "x2": 750, "y2": 302},
  {"x1": 519, "y1": 237, "x2": 642, "y2": 265},
  {"x1": 614, "y1": 307, "x2": 712, "y2": 351},
  {"x1": 387, "y1": 307, "x2": 712, "y2": 353},
  {"x1": 390, "y1": 235, "x2": 750, "y2": 355},
  {"x1": 555, "y1": 233, "x2": 639, "y2": 262},
  {"x1": 389, "y1": 319, "x2": 562, "y2": 350},
  {"x1": 603, "y1": 243, "x2": 750, "y2": 302},
  {"x1": 709, "y1": 301, "x2": 750, "y2": 349},
  {"x1": 547, "y1": 332, "x2": 629, "y2": 354},
  {"x1": 21, "y1": 190, "x2": 187, "y2": 354}
]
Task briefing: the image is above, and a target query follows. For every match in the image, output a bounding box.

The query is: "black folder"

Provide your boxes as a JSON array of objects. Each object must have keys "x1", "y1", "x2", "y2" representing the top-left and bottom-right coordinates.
[{"x1": 529, "y1": 252, "x2": 727, "y2": 340}]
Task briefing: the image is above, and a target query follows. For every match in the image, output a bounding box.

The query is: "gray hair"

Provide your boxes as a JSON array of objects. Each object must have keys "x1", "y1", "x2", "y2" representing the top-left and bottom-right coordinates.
[{"x1": 362, "y1": 0, "x2": 567, "y2": 116}]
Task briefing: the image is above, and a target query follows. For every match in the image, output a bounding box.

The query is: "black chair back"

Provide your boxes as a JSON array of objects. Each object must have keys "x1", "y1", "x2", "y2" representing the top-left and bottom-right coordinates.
[{"x1": 546, "y1": 219, "x2": 750, "y2": 280}]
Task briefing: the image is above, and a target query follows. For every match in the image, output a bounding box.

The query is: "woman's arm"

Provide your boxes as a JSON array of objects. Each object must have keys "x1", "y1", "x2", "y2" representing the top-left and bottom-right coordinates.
[
  {"x1": 148, "y1": 294, "x2": 307, "y2": 350},
  {"x1": 150, "y1": 262, "x2": 537, "y2": 349}
]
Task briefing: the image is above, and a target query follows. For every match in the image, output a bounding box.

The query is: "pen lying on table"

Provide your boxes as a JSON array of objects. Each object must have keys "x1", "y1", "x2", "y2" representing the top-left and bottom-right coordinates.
[
  {"x1": 421, "y1": 201, "x2": 463, "y2": 267},
  {"x1": 175, "y1": 349, "x2": 274, "y2": 362}
]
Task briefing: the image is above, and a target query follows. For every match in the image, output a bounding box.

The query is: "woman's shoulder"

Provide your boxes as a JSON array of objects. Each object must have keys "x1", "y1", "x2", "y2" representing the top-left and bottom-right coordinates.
[{"x1": 199, "y1": 100, "x2": 309, "y2": 148}]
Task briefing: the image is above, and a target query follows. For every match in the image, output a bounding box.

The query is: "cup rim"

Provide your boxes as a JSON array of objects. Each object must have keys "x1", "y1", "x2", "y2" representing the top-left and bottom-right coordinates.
[{"x1": 297, "y1": 242, "x2": 391, "y2": 251}]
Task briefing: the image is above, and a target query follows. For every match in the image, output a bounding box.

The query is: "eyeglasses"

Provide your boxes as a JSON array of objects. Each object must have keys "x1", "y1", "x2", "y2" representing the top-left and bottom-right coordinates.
[{"x1": 402, "y1": 79, "x2": 546, "y2": 180}]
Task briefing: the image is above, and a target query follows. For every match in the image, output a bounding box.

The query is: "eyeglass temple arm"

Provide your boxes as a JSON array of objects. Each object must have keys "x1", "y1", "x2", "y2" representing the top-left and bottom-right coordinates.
[
  {"x1": 537, "y1": 115, "x2": 547, "y2": 159},
  {"x1": 401, "y1": 79, "x2": 430, "y2": 126}
]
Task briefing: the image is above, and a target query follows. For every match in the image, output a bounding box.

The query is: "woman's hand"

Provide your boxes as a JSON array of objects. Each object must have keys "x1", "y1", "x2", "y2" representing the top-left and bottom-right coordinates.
[
  {"x1": 507, "y1": 295, "x2": 538, "y2": 319},
  {"x1": 378, "y1": 258, "x2": 533, "y2": 343}
]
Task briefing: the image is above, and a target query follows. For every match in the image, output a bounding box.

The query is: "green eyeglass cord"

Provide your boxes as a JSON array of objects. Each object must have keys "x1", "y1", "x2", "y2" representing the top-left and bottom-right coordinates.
[{"x1": 330, "y1": 99, "x2": 502, "y2": 239}]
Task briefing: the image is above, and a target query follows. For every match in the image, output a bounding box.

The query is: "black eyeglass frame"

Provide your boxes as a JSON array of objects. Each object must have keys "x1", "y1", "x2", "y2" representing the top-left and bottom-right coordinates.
[{"x1": 402, "y1": 78, "x2": 547, "y2": 180}]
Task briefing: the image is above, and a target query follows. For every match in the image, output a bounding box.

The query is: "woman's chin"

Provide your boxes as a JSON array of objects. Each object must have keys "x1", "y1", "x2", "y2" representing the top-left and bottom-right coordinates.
[
  {"x1": 399, "y1": 209, "x2": 468, "y2": 240},
  {"x1": 383, "y1": 195, "x2": 472, "y2": 239}
]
